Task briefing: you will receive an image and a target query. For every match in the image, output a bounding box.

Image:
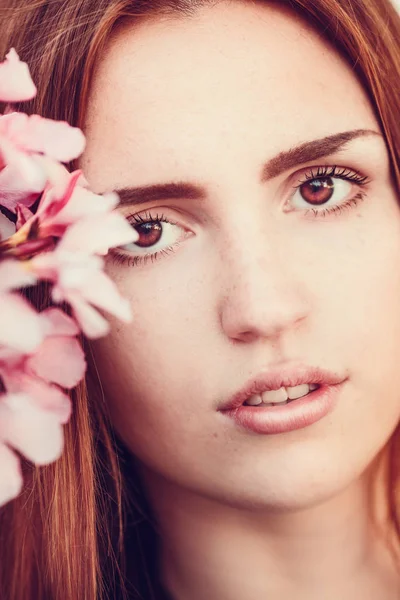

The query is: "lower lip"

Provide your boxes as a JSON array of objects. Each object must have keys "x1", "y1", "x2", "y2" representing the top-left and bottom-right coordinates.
[{"x1": 220, "y1": 384, "x2": 343, "y2": 435}]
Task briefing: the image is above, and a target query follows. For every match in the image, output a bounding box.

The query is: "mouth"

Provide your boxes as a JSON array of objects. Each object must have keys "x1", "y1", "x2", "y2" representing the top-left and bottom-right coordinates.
[
  {"x1": 221, "y1": 381, "x2": 342, "y2": 435},
  {"x1": 219, "y1": 363, "x2": 346, "y2": 413},
  {"x1": 244, "y1": 383, "x2": 321, "y2": 407}
]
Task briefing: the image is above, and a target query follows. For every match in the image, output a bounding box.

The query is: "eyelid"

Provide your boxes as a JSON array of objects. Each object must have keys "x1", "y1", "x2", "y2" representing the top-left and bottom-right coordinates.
[{"x1": 287, "y1": 163, "x2": 371, "y2": 188}]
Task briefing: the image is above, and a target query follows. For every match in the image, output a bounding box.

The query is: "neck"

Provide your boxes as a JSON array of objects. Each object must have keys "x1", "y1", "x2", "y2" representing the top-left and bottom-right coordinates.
[{"x1": 139, "y1": 451, "x2": 400, "y2": 600}]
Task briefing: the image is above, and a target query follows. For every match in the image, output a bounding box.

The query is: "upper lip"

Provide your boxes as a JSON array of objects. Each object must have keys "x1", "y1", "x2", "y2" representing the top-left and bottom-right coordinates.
[{"x1": 219, "y1": 362, "x2": 347, "y2": 411}]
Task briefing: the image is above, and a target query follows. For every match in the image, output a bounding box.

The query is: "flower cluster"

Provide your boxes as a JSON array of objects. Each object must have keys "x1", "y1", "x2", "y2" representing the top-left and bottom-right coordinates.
[{"x1": 0, "y1": 49, "x2": 138, "y2": 507}]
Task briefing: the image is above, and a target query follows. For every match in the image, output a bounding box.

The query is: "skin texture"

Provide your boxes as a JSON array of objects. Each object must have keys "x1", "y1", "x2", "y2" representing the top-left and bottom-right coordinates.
[{"x1": 80, "y1": 2, "x2": 400, "y2": 598}]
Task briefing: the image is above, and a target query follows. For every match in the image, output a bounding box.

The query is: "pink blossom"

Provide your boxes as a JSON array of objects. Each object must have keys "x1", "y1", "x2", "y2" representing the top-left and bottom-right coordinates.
[
  {"x1": 0, "y1": 112, "x2": 85, "y2": 162},
  {"x1": 0, "y1": 293, "x2": 43, "y2": 355},
  {"x1": 0, "y1": 442, "x2": 22, "y2": 507},
  {"x1": 0, "y1": 46, "x2": 139, "y2": 507},
  {"x1": 0, "y1": 49, "x2": 37, "y2": 102},
  {"x1": 10, "y1": 166, "x2": 136, "y2": 248},
  {"x1": 0, "y1": 211, "x2": 15, "y2": 241},
  {"x1": 59, "y1": 210, "x2": 138, "y2": 255},
  {"x1": 0, "y1": 308, "x2": 85, "y2": 422},
  {"x1": 0, "y1": 136, "x2": 48, "y2": 210},
  {"x1": 0, "y1": 258, "x2": 37, "y2": 291},
  {"x1": 1, "y1": 372, "x2": 71, "y2": 423},
  {"x1": 0, "y1": 393, "x2": 64, "y2": 464},
  {"x1": 0, "y1": 261, "x2": 42, "y2": 354},
  {"x1": 0, "y1": 111, "x2": 86, "y2": 211},
  {"x1": 27, "y1": 308, "x2": 86, "y2": 390},
  {"x1": 2, "y1": 171, "x2": 137, "y2": 338},
  {"x1": 31, "y1": 250, "x2": 133, "y2": 338},
  {"x1": 22, "y1": 167, "x2": 118, "y2": 238},
  {"x1": 15, "y1": 204, "x2": 32, "y2": 230}
]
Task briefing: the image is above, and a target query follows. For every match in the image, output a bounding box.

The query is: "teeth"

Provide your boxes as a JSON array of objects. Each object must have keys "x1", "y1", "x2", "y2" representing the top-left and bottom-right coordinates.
[
  {"x1": 286, "y1": 384, "x2": 310, "y2": 400},
  {"x1": 246, "y1": 394, "x2": 263, "y2": 406},
  {"x1": 261, "y1": 387, "x2": 288, "y2": 404},
  {"x1": 244, "y1": 383, "x2": 319, "y2": 406}
]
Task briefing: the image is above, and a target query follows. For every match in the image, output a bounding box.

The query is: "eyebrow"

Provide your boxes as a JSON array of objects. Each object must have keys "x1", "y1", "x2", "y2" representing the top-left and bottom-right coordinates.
[{"x1": 114, "y1": 128, "x2": 381, "y2": 206}]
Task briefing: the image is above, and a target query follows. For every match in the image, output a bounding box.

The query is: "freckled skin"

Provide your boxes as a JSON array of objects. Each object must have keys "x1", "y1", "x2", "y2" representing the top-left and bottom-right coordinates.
[{"x1": 80, "y1": 2, "x2": 400, "y2": 597}]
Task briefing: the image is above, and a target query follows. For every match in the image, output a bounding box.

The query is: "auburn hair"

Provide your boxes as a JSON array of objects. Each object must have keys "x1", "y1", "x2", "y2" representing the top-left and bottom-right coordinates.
[{"x1": 0, "y1": 0, "x2": 400, "y2": 598}]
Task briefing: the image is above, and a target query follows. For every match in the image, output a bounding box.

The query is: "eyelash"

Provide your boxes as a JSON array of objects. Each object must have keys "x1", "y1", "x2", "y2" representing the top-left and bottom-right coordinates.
[{"x1": 111, "y1": 165, "x2": 370, "y2": 268}]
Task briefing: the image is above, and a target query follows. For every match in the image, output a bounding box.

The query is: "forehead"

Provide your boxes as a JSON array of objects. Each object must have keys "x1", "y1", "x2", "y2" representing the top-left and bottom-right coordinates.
[{"x1": 81, "y1": 1, "x2": 377, "y2": 190}]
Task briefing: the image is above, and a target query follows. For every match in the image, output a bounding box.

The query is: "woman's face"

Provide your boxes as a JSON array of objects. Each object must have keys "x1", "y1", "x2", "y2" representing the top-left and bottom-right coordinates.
[{"x1": 81, "y1": 1, "x2": 400, "y2": 510}]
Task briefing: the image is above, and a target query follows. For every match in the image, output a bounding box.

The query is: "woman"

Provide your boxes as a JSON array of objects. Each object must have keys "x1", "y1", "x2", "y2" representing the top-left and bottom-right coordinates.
[{"x1": 1, "y1": 0, "x2": 400, "y2": 598}]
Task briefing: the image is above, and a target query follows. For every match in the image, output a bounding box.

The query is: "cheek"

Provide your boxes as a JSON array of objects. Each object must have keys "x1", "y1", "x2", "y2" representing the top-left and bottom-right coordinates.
[
  {"x1": 314, "y1": 201, "x2": 400, "y2": 438},
  {"x1": 307, "y1": 195, "x2": 400, "y2": 350},
  {"x1": 90, "y1": 302, "x2": 213, "y2": 459}
]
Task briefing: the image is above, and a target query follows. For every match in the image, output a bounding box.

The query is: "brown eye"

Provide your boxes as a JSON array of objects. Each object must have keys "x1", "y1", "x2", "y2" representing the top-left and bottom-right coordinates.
[
  {"x1": 300, "y1": 177, "x2": 335, "y2": 206},
  {"x1": 134, "y1": 222, "x2": 163, "y2": 248},
  {"x1": 116, "y1": 213, "x2": 188, "y2": 263},
  {"x1": 289, "y1": 170, "x2": 356, "y2": 215}
]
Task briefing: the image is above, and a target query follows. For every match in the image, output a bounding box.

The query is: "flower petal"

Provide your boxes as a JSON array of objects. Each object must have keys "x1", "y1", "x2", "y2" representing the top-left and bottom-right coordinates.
[
  {"x1": 79, "y1": 269, "x2": 132, "y2": 322},
  {"x1": 27, "y1": 336, "x2": 86, "y2": 388},
  {"x1": 31, "y1": 250, "x2": 103, "y2": 288},
  {"x1": 0, "y1": 211, "x2": 15, "y2": 241},
  {"x1": 0, "y1": 393, "x2": 64, "y2": 464},
  {"x1": 15, "y1": 203, "x2": 34, "y2": 230},
  {"x1": 0, "y1": 259, "x2": 37, "y2": 291},
  {"x1": 59, "y1": 211, "x2": 138, "y2": 254},
  {"x1": 0, "y1": 112, "x2": 85, "y2": 162},
  {"x1": 46, "y1": 186, "x2": 118, "y2": 229},
  {"x1": 1, "y1": 372, "x2": 71, "y2": 423},
  {"x1": 66, "y1": 292, "x2": 110, "y2": 338},
  {"x1": 0, "y1": 49, "x2": 37, "y2": 102},
  {"x1": 0, "y1": 292, "x2": 43, "y2": 353},
  {"x1": 40, "y1": 307, "x2": 80, "y2": 337},
  {"x1": 0, "y1": 137, "x2": 47, "y2": 210},
  {"x1": 0, "y1": 441, "x2": 22, "y2": 507}
]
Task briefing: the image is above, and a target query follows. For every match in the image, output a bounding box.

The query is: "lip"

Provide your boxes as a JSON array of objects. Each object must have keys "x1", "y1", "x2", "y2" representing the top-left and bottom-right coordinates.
[
  {"x1": 219, "y1": 363, "x2": 347, "y2": 412},
  {"x1": 220, "y1": 383, "x2": 344, "y2": 435}
]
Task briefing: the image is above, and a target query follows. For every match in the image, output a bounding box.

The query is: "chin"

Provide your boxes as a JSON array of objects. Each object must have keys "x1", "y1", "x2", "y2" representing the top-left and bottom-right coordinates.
[{"x1": 201, "y1": 460, "x2": 364, "y2": 513}]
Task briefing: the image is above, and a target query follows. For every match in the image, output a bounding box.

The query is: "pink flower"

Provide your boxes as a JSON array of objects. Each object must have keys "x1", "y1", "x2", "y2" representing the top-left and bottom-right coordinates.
[
  {"x1": 1, "y1": 370, "x2": 71, "y2": 423},
  {"x1": 27, "y1": 308, "x2": 86, "y2": 392},
  {"x1": 0, "y1": 49, "x2": 37, "y2": 102},
  {"x1": 0, "y1": 260, "x2": 42, "y2": 354},
  {"x1": 0, "y1": 136, "x2": 48, "y2": 210},
  {"x1": 0, "y1": 111, "x2": 86, "y2": 212},
  {"x1": 0, "y1": 308, "x2": 83, "y2": 508},
  {"x1": 0, "y1": 46, "x2": 139, "y2": 507},
  {"x1": 0, "y1": 390, "x2": 65, "y2": 507},
  {"x1": 59, "y1": 209, "x2": 138, "y2": 255},
  {"x1": 0, "y1": 393, "x2": 64, "y2": 464},
  {"x1": 0, "y1": 442, "x2": 22, "y2": 507},
  {"x1": 0, "y1": 293, "x2": 43, "y2": 356},
  {"x1": 0, "y1": 211, "x2": 15, "y2": 241},
  {"x1": 0, "y1": 112, "x2": 86, "y2": 162},
  {"x1": 6, "y1": 166, "x2": 137, "y2": 253},
  {"x1": 21, "y1": 167, "x2": 119, "y2": 238},
  {"x1": 0, "y1": 258, "x2": 37, "y2": 291},
  {"x1": 0, "y1": 308, "x2": 86, "y2": 422},
  {"x1": 31, "y1": 250, "x2": 133, "y2": 338}
]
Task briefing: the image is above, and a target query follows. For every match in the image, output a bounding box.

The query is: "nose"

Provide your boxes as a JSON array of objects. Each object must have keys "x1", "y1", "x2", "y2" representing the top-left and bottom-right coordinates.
[{"x1": 218, "y1": 225, "x2": 310, "y2": 344}]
